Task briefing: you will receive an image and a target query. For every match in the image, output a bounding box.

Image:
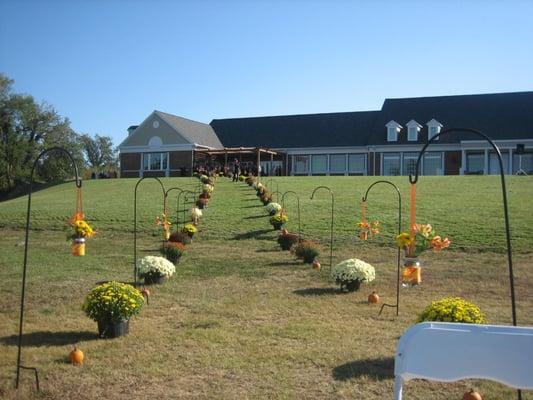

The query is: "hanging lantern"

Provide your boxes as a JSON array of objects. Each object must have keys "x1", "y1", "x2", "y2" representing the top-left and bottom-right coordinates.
[{"x1": 402, "y1": 257, "x2": 421, "y2": 287}]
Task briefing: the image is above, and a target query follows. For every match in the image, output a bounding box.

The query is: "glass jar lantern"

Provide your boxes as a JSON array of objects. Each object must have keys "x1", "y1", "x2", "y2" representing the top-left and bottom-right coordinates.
[{"x1": 402, "y1": 257, "x2": 421, "y2": 287}]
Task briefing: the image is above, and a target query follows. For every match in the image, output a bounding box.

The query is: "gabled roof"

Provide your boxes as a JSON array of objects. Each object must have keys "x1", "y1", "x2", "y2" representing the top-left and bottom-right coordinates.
[
  {"x1": 210, "y1": 110, "x2": 379, "y2": 148},
  {"x1": 369, "y1": 91, "x2": 533, "y2": 145},
  {"x1": 155, "y1": 111, "x2": 223, "y2": 149}
]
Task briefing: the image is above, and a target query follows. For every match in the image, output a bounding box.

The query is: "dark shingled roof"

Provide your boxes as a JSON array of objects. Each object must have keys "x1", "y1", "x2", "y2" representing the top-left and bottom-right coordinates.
[
  {"x1": 370, "y1": 91, "x2": 533, "y2": 145},
  {"x1": 210, "y1": 91, "x2": 533, "y2": 148},
  {"x1": 210, "y1": 111, "x2": 379, "y2": 148}
]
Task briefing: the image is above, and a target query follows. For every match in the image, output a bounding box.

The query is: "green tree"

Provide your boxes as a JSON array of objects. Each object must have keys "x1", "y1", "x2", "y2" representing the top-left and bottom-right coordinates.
[{"x1": 80, "y1": 134, "x2": 118, "y2": 172}]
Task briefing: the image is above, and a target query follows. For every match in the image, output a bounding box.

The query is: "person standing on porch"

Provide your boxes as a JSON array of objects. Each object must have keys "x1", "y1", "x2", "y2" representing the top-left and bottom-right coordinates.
[{"x1": 232, "y1": 158, "x2": 240, "y2": 181}]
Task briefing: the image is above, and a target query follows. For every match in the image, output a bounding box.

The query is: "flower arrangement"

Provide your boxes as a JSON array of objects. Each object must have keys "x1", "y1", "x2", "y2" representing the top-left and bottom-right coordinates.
[
  {"x1": 169, "y1": 231, "x2": 191, "y2": 245},
  {"x1": 202, "y1": 184, "x2": 214, "y2": 194},
  {"x1": 245, "y1": 176, "x2": 255, "y2": 186},
  {"x1": 293, "y1": 240, "x2": 320, "y2": 263},
  {"x1": 331, "y1": 258, "x2": 375, "y2": 292},
  {"x1": 199, "y1": 175, "x2": 210, "y2": 184},
  {"x1": 69, "y1": 219, "x2": 95, "y2": 239},
  {"x1": 155, "y1": 213, "x2": 172, "y2": 239},
  {"x1": 418, "y1": 297, "x2": 486, "y2": 324},
  {"x1": 238, "y1": 175, "x2": 245, "y2": 181},
  {"x1": 199, "y1": 191, "x2": 211, "y2": 199},
  {"x1": 138, "y1": 255, "x2": 176, "y2": 281},
  {"x1": 191, "y1": 207, "x2": 202, "y2": 224},
  {"x1": 357, "y1": 220, "x2": 380, "y2": 240},
  {"x1": 396, "y1": 224, "x2": 450, "y2": 257},
  {"x1": 196, "y1": 198, "x2": 208, "y2": 209},
  {"x1": 182, "y1": 223, "x2": 198, "y2": 238},
  {"x1": 277, "y1": 232, "x2": 299, "y2": 251},
  {"x1": 260, "y1": 192, "x2": 273, "y2": 205},
  {"x1": 269, "y1": 213, "x2": 288, "y2": 229},
  {"x1": 265, "y1": 202, "x2": 282, "y2": 216},
  {"x1": 160, "y1": 241, "x2": 186, "y2": 264},
  {"x1": 83, "y1": 281, "x2": 144, "y2": 323}
]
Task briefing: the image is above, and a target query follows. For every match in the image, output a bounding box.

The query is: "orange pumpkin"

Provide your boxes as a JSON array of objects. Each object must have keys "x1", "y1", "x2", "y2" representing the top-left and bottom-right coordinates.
[
  {"x1": 69, "y1": 347, "x2": 84, "y2": 365},
  {"x1": 462, "y1": 389, "x2": 482, "y2": 400},
  {"x1": 312, "y1": 260, "x2": 321, "y2": 271},
  {"x1": 368, "y1": 292, "x2": 379, "y2": 304}
]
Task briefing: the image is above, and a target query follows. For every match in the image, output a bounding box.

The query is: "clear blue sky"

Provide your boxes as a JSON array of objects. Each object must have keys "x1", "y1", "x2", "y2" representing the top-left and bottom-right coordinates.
[{"x1": 1, "y1": 0, "x2": 532, "y2": 145}]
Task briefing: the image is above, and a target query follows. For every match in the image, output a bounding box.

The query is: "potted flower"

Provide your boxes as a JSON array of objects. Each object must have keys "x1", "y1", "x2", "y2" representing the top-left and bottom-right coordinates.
[
  {"x1": 68, "y1": 218, "x2": 95, "y2": 256},
  {"x1": 265, "y1": 202, "x2": 282, "y2": 216},
  {"x1": 396, "y1": 224, "x2": 450, "y2": 287},
  {"x1": 418, "y1": 297, "x2": 485, "y2": 324},
  {"x1": 357, "y1": 220, "x2": 380, "y2": 241},
  {"x1": 82, "y1": 281, "x2": 144, "y2": 338},
  {"x1": 191, "y1": 207, "x2": 202, "y2": 225},
  {"x1": 160, "y1": 241, "x2": 186, "y2": 264},
  {"x1": 169, "y1": 230, "x2": 191, "y2": 245},
  {"x1": 293, "y1": 240, "x2": 320, "y2": 263},
  {"x1": 155, "y1": 213, "x2": 172, "y2": 240},
  {"x1": 331, "y1": 258, "x2": 375, "y2": 292},
  {"x1": 196, "y1": 198, "x2": 208, "y2": 209},
  {"x1": 199, "y1": 175, "x2": 210, "y2": 184},
  {"x1": 245, "y1": 176, "x2": 255, "y2": 186},
  {"x1": 269, "y1": 213, "x2": 288, "y2": 230},
  {"x1": 277, "y1": 231, "x2": 299, "y2": 251},
  {"x1": 199, "y1": 191, "x2": 211, "y2": 200},
  {"x1": 238, "y1": 175, "x2": 245, "y2": 182},
  {"x1": 182, "y1": 223, "x2": 198, "y2": 239},
  {"x1": 202, "y1": 183, "x2": 214, "y2": 194},
  {"x1": 138, "y1": 255, "x2": 176, "y2": 284}
]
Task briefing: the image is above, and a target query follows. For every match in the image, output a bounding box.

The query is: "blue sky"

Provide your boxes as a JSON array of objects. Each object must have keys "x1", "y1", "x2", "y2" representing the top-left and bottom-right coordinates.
[{"x1": 1, "y1": 0, "x2": 532, "y2": 145}]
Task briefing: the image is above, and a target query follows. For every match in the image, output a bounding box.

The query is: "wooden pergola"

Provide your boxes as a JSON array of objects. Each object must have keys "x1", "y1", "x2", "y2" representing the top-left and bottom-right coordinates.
[{"x1": 195, "y1": 147, "x2": 282, "y2": 177}]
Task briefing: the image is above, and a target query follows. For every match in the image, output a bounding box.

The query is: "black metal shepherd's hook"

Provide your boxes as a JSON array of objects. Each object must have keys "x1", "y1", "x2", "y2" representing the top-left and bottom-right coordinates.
[
  {"x1": 164, "y1": 187, "x2": 184, "y2": 227},
  {"x1": 362, "y1": 181, "x2": 402, "y2": 317},
  {"x1": 408, "y1": 127, "x2": 520, "y2": 399},
  {"x1": 178, "y1": 190, "x2": 197, "y2": 228},
  {"x1": 310, "y1": 186, "x2": 335, "y2": 273},
  {"x1": 134, "y1": 177, "x2": 166, "y2": 286},
  {"x1": 268, "y1": 178, "x2": 279, "y2": 201},
  {"x1": 16, "y1": 147, "x2": 82, "y2": 390},
  {"x1": 281, "y1": 191, "x2": 302, "y2": 239}
]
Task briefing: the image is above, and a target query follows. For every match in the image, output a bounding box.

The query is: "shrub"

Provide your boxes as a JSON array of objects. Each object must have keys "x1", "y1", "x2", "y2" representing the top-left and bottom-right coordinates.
[
  {"x1": 182, "y1": 223, "x2": 198, "y2": 237},
  {"x1": 331, "y1": 259, "x2": 375, "y2": 292},
  {"x1": 293, "y1": 240, "x2": 320, "y2": 263},
  {"x1": 277, "y1": 232, "x2": 299, "y2": 251},
  {"x1": 269, "y1": 213, "x2": 288, "y2": 227},
  {"x1": 83, "y1": 281, "x2": 144, "y2": 323},
  {"x1": 169, "y1": 231, "x2": 191, "y2": 245},
  {"x1": 160, "y1": 241, "x2": 186, "y2": 264},
  {"x1": 418, "y1": 297, "x2": 486, "y2": 324}
]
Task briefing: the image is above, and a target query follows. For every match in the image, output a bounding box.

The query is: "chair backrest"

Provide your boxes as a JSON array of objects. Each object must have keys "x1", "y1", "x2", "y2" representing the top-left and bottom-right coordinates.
[{"x1": 395, "y1": 322, "x2": 533, "y2": 390}]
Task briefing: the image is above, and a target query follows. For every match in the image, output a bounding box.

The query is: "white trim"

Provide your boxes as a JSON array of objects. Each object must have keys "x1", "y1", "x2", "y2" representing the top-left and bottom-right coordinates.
[
  {"x1": 119, "y1": 143, "x2": 195, "y2": 153},
  {"x1": 426, "y1": 119, "x2": 443, "y2": 141}
]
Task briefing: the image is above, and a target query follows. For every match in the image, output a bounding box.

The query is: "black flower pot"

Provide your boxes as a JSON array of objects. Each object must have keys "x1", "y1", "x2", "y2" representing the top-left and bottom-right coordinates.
[
  {"x1": 303, "y1": 255, "x2": 315, "y2": 264},
  {"x1": 143, "y1": 272, "x2": 166, "y2": 285},
  {"x1": 97, "y1": 319, "x2": 129, "y2": 339},
  {"x1": 272, "y1": 222, "x2": 283, "y2": 230},
  {"x1": 341, "y1": 280, "x2": 361, "y2": 292}
]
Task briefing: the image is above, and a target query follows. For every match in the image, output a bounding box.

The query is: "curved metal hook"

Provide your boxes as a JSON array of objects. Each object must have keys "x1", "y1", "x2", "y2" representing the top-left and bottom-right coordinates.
[
  {"x1": 134, "y1": 177, "x2": 166, "y2": 286},
  {"x1": 281, "y1": 190, "x2": 302, "y2": 238},
  {"x1": 361, "y1": 180, "x2": 402, "y2": 317},
  {"x1": 309, "y1": 186, "x2": 334, "y2": 273},
  {"x1": 17, "y1": 147, "x2": 82, "y2": 389}
]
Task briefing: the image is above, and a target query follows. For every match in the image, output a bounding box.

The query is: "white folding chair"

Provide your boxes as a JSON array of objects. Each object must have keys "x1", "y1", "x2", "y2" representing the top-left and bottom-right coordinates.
[{"x1": 394, "y1": 322, "x2": 533, "y2": 399}]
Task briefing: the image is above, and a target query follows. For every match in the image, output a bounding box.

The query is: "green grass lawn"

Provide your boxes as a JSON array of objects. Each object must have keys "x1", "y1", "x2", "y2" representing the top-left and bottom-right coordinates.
[{"x1": 0, "y1": 176, "x2": 532, "y2": 399}]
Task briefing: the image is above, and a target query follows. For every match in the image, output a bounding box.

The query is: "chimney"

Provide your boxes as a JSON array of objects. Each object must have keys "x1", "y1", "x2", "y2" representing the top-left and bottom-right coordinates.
[{"x1": 127, "y1": 125, "x2": 138, "y2": 136}]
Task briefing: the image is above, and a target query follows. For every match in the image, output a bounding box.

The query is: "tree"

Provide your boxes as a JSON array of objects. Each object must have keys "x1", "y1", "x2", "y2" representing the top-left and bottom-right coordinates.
[
  {"x1": 0, "y1": 73, "x2": 84, "y2": 192},
  {"x1": 80, "y1": 134, "x2": 118, "y2": 172}
]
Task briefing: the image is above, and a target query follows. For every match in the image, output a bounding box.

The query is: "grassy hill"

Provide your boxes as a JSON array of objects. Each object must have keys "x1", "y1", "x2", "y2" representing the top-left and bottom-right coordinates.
[{"x1": 0, "y1": 176, "x2": 532, "y2": 399}]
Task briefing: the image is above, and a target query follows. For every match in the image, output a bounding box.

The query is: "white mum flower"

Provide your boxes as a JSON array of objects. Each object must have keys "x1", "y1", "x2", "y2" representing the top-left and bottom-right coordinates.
[
  {"x1": 331, "y1": 258, "x2": 375, "y2": 282},
  {"x1": 138, "y1": 256, "x2": 176, "y2": 277}
]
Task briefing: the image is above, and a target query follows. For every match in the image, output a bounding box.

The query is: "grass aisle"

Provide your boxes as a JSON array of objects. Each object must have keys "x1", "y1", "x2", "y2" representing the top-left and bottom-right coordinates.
[{"x1": 0, "y1": 177, "x2": 532, "y2": 399}]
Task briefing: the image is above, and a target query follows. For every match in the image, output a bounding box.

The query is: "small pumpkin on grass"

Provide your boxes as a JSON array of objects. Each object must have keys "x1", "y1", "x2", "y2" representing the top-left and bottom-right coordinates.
[
  {"x1": 462, "y1": 389, "x2": 482, "y2": 400},
  {"x1": 368, "y1": 291, "x2": 379, "y2": 304},
  {"x1": 312, "y1": 260, "x2": 321, "y2": 271},
  {"x1": 69, "y1": 347, "x2": 84, "y2": 365}
]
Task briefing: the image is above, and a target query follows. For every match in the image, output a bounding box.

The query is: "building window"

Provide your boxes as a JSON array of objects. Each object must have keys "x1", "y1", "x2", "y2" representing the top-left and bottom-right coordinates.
[
  {"x1": 426, "y1": 119, "x2": 443, "y2": 141},
  {"x1": 489, "y1": 152, "x2": 510, "y2": 174},
  {"x1": 293, "y1": 155, "x2": 309, "y2": 174},
  {"x1": 143, "y1": 152, "x2": 168, "y2": 171},
  {"x1": 466, "y1": 152, "x2": 484, "y2": 174},
  {"x1": 406, "y1": 120, "x2": 421, "y2": 141},
  {"x1": 348, "y1": 154, "x2": 366, "y2": 174},
  {"x1": 382, "y1": 153, "x2": 401, "y2": 176},
  {"x1": 423, "y1": 152, "x2": 443, "y2": 175},
  {"x1": 403, "y1": 152, "x2": 419, "y2": 175},
  {"x1": 311, "y1": 155, "x2": 328, "y2": 174},
  {"x1": 386, "y1": 120, "x2": 402, "y2": 142},
  {"x1": 329, "y1": 154, "x2": 346, "y2": 173}
]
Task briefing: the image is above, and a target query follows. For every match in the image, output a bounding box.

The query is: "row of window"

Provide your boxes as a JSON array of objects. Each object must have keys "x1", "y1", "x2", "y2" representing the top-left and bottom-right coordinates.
[
  {"x1": 292, "y1": 154, "x2": 366, "y2": 174},
  {"x1": 142, "y1": 152, "x2": 168, "y2": 171},
  {"x1": 466, "y1": 152, "x2": 533, "y2": 174},
  {"x1": 382, "y1": 152, "x2": 442, "y2": 176},
  {"x1": 386, "y1": 119, "x2": 442, "y2": 142}
]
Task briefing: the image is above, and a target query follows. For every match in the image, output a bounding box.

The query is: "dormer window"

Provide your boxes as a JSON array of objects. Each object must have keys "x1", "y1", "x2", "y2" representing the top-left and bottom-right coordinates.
[
  {"x1": 426, "y1": 119, "x2": 443, "y2": 141},
  {"x1": 386, "y1": 120, "x2": 402, "y2": 142},
  {"x1": 406, "y1": 120, "x2": 422, "y2": 141}
]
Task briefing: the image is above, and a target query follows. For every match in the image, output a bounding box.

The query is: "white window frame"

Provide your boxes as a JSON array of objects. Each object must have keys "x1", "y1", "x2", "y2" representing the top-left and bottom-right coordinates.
[
  {"x1": 386, "y1": 121, "x2": 402, "y2": 142},
  {"x1": 406, "y1": 120, "x2": 422, "y2": 141},
  {"x1": 142, "y1": 152, "x2": 168, "y2": 171},
  {"x1": 426, "y1": 119, "x2": 443, "y2": 141}
]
